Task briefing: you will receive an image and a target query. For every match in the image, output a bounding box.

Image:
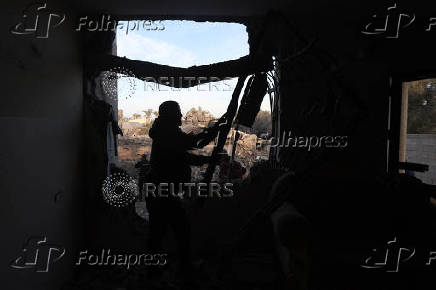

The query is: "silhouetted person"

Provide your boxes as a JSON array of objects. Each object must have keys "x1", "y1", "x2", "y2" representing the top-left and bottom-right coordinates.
[{"x1": 146, "y1": 100, "x2": 223, "y2": 287}]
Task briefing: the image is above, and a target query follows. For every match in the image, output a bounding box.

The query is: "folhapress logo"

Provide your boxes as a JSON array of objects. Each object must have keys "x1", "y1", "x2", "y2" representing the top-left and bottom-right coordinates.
[
  {"x1": 362, "y1": 3, "x2": 415, "y2": 38},
  {"x1": 10, "y1": 237, "x2": 65, "y2": 272},
  {"x1": 10, "y1": 3, "x2": 66, "y2": 38},
  {"x1": 361, "y1": 237, "x2": 415, "y2": 272},
  {"x1": 361, "y1": 237, "x2": 436, "y2": 272}
]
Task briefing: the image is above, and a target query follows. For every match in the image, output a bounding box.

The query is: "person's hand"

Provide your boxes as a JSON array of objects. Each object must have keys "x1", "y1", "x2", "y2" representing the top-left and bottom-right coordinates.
[
  {"x1": 215, "y1": 113, "x2": 228, "y2": 127},
  {"x1": 202, "y1": 113, "x2": 227, "y2": 140}
]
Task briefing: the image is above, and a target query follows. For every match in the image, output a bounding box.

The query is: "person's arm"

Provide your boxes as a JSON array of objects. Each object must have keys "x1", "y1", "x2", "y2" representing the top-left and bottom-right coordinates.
[
  {"x1": 172, "y1": 113, "x2": 227, "y2": 151},
  {"x1": 192, "y1": 113, "x2": 229, "y2": 148},
  {"x1": 178, "y1": 125, "x2": 219, "y2": 150}
]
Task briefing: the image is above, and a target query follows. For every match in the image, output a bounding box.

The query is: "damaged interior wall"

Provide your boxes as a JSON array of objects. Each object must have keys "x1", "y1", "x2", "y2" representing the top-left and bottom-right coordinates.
[
  {"x1": 0, "y1": 1, "x2": 84, "y2": 290},
  {"x1": 276, "y1": 2, "x2": 436, "y2": 177}
]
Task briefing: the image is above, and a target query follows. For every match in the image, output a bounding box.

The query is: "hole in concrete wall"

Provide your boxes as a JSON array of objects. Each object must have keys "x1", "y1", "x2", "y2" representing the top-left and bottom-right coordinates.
[
  {"x1": 113, "y1": 20, "x2": 273, "y2": 220},
  {"x1": 115, "y1": 20, "x2": 271, "y2": 180}
]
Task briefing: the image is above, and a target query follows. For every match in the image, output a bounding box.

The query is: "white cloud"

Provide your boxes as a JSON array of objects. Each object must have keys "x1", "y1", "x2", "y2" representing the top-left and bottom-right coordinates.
[{"x1": 116, "y1": 31, "x2": 196, "y2": 68}]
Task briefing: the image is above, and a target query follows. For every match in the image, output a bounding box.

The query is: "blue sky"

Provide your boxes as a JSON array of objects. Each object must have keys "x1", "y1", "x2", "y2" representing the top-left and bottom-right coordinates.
[{"x1": 116, "y1": 20, "x2": 270, "y2": 117}]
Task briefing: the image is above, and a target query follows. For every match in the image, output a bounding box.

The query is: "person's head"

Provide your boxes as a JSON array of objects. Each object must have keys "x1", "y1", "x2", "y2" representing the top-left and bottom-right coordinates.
[{"x1": 158, "y1": 100, "x2": 182, "y2": 126}]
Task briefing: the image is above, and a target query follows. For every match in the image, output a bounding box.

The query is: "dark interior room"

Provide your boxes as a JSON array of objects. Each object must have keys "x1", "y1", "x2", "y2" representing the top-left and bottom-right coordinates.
[{"x1": 1, "y1": 1, "x2": 436, "y2": 290}]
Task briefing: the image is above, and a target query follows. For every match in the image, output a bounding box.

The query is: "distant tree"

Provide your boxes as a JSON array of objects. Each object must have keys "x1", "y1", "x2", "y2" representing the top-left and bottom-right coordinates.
[
  {"x1": 132, "y1": 113, "x2": 141, "y2": 119},
  {"x1": 142, "y1": 109, "x2": 153, "y2": 122},
  {"x1": 184, "y1": 107, "x2": 214, "y2": 125}
]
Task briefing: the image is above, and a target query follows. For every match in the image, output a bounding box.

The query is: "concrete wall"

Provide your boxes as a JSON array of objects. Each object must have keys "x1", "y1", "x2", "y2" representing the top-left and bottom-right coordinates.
[
  {"x1": 406, "y1": 134, "x2": 436, "y2": 185},
  {"x1": 0, "y1": 1, "x2": 84, "y2": 290}
]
